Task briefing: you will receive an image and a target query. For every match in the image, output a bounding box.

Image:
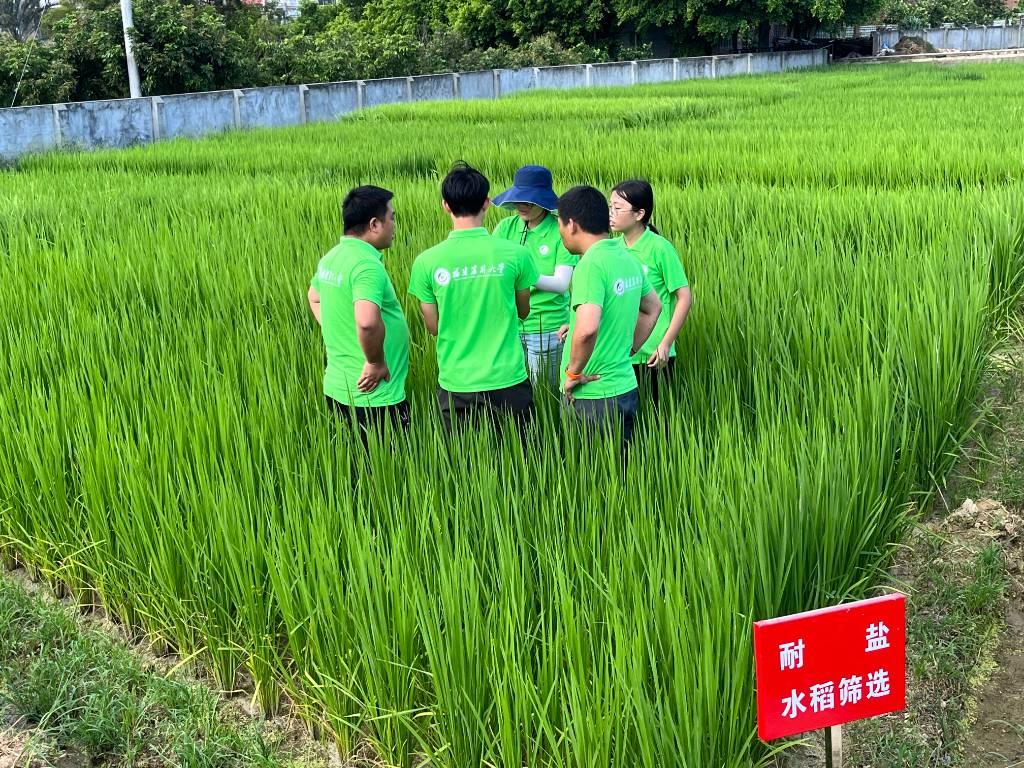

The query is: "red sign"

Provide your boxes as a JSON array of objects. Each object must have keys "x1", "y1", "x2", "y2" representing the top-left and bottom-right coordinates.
[{"x1": 753, "y1": 593, "x2": 906, "y2": 741}]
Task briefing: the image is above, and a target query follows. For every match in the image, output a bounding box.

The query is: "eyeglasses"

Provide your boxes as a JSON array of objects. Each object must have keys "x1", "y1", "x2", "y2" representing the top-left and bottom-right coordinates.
[{"x1": 609, "y1": 206, "x2": 637, "y2": 215}]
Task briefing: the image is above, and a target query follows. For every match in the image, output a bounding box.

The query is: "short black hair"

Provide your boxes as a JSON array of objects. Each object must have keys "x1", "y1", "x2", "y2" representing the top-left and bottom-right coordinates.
[
  {"x1": 557, "y1": 185, "x2": 609, "y2": 235},
  {"x1": 441, "y1": 161, "x2": 489, "y2": 216},
  {"x1": 342, "y1": 185, "x2": 393, "y2": 234}
]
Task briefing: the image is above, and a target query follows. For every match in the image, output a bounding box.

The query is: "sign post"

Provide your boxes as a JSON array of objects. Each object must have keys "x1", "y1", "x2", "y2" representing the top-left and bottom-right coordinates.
[{"x1": 753, "y1": 594, "x2": 907, "y2": 762}]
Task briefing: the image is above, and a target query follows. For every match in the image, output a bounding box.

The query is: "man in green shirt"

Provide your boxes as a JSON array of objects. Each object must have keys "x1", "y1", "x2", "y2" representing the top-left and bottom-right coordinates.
[
  {"x1": 307, "y1": 185, "x2": 410, "y2": 435},
  {"x1": 556, "y1": 185, "x2": 662, "y2": 446},
  {"x1": 492, "y1": 165, "x2": 578, "y2": 389},
  {"x1": 409, "y1": 162, "x2": 539, "y2": 433}
]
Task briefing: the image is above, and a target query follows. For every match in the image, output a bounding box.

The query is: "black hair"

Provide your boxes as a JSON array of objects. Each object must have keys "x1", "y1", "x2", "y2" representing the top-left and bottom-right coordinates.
[
  {"x1": 441, "y1": 161, "x2": 490, "y2": 216},
  {"x1": 342, "y1": 185, "x2": 394, "y2": 234},
  {"x1": 556, "y1": 185, "x2": 610, "y2": 236},
  {"x1": 611, "y1": 179, "x2": 659, "y2": 235}
]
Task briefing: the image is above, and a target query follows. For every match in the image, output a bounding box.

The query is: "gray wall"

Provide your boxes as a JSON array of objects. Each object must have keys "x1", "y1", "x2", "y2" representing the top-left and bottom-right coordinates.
[
  {"x1": 590, "y1": 62, "x2": 635, "y2": 87},
  {"x1": 60, "y1": 98, "x2": 154, "y2": 150},
  {"x1": 0, "y1": 106, "x2": 55, "y2": 164},
  {"x1": 363, "y1": 77, "x2": 409, "y2": 108},
  {"x1": 0, "y1": 49, "x2": 829, "y2": 164},
  {"x1": 305, "y1": 81, "x2": 360, "y2": 123},
  {"x1": 459, "y1": 71, "x2": 496, "y2": 100},
  {"x1": 876, "y1": 22, "x2": 1024, "y2": 52},
  {"x1": 412, "y1": 74, "x2": 456, "y2": 101},
  {"x1": 159, "y1": 91, "x2": 235, "y2": 139}
]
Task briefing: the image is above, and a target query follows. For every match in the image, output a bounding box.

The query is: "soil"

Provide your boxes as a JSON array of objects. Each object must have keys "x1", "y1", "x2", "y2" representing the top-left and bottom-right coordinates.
[{"x1": 958, "y1": 499, "x2": 1024, "y2": 768}]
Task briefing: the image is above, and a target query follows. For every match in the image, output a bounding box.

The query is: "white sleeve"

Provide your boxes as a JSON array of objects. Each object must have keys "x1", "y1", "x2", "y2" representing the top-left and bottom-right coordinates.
[{"x1": 534, "y1": 265, "x2": 574, "y2": 293}]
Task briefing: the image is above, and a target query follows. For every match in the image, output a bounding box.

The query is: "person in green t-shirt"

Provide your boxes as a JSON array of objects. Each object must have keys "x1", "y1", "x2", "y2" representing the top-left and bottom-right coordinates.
[
  {"x1": 408, "y1": 162, "x2": 539, "y2": 434},
  {"x1": 307, "y1": 185, "x2": 411, "y2": 436},
  {"x1": 610, "y1": 179, "x2": 693, "y2": 406},
  {"x1": 491, "y1": 165, "x2": 578, "y2": 389},
  {"x1": 555, "y1": 185, "x2": 662, "y2": 446}
]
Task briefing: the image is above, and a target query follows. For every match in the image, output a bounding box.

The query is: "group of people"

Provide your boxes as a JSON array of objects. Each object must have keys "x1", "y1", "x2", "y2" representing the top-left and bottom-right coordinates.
[{"x1": 307, "y1": 162, "x2": 692, "y2": 445}]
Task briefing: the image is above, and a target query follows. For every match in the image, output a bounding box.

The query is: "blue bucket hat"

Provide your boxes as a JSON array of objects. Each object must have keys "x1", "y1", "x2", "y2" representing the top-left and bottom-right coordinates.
[{"x1": 492, "y1": 165, "x2": 559, "y2": 212}]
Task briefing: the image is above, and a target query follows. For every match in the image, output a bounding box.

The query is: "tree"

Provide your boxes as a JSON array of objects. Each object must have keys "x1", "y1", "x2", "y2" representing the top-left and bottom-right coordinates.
[
  {"x1": 1, "y1": 0, "x2": 59, "y2": 41},
  {"x1": 129, "y1": 0, "x2": 248, "y2": 94}
]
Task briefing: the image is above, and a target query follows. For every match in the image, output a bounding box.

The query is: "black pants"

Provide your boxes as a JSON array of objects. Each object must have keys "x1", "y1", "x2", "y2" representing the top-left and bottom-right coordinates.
[
  {"x1": 568, "y1": 388, "x2": 640, "y2": 447},
  {"x1": 633, "y1": 357, "x2": 676, "y2": 406},
  {"x1": 326, "y1": 397, "x2": 410, "y2": 444},
  {"x1": 437, "y1": 380, "x2": 534, "y2": 434}
]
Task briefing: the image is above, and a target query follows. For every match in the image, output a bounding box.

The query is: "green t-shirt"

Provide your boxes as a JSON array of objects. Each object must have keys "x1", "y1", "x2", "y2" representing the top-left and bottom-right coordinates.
[
  {"x1": 625, "y1": 228, "x2": 689, "y2": 363},
  {"x1": 408, "y1": 227, "x2": 539, "y2": 393},
  {"x1": 493, "y1": 213, "x2": 578, "y2": 334},
  {"x1": 310, "y1": 237, "x2": 410, "y2": 407},
  {"x1": 560, "y1": 238, "x2": 653, "y2": 400}
]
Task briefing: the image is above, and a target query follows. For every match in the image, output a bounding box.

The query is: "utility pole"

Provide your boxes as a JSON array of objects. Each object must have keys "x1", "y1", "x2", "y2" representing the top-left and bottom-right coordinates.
[{"x1": 119, "y1": 0, "x2": 142, "y2": 98}]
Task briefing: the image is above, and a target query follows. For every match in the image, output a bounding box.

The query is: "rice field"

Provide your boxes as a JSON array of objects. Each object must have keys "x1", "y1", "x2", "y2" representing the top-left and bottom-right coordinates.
[{"x1": 1, "y1": 62, "x2": 1023, "y2": 767}]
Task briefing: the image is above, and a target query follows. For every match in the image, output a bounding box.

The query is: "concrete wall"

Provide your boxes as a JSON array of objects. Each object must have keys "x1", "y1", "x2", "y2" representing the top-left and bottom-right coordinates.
[
  {"x1": 58, "y1": 99, "x2": 154, "y2": 150},
  {"x1": 159, "y1": 90, "x2": 236, "y2": 139},
  {"x1": 305, "y1": 81, "x2": 361, "y2": 123},
  {"x1": 590, "y1": 62, "x2": 634, "y2": 87},
  {"x1": 636, "y1": 58, "x2": 674, "y2": 84},
  {"x1": 677, "y1": 56, "x2": 712, "y2": 81},
  {"x1": 536, "y1": 64, "x2": 588, "y2": 90},
  {"x1": 363, "y1": 77, "x2": 409, "y2": 108},
  {"x1": 714, "y1": 54, "x2": 750, "y2": 77},
  {"x1": 239, "y1": 86, "x2": 301, "y2": 130},
  {"x1": 459, "y1": 70, "x2": 495, "y2": 100},
  {"x1": 411, "y1": 73, "x2": 456, "y2": 101},
  {"x1": 498, "y1": 67, "x2": 537, "y2": 95},
  {"x1": 0, "y1": 105, "x2": 56, "y2": 163},
  {"x1": 877, "y1": 22, "x2": 1023, "y2": 51},
  {"x1": 0, "y1": 50, "x2": 831, "y2": 164}
]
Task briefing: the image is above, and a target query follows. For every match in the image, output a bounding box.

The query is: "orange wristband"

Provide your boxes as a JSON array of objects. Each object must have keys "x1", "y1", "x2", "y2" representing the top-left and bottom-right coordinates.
[{"x1": 565, "y1": 368, "x2": 583, "y2": 381}]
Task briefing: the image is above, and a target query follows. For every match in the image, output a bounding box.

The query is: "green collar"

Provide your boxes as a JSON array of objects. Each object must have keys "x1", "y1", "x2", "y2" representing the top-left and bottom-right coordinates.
[
  {"x1": 447, "y1": 227, "x2": 489, "y2": 240},
  {"x1": 340, "y1": 236, "x2": 383, "y2": 260},
  {"x1": 583, "y1": 238, "x2": 619, "y2": 258}
]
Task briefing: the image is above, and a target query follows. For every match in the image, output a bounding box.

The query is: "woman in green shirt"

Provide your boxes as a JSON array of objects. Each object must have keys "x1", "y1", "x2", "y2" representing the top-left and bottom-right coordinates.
[
  {"x1": 492, "y1": 165, "x2": 578, "y2": 389},
  {"x1": 609, "y1": 179, "x2": 693, "y2": 405}
]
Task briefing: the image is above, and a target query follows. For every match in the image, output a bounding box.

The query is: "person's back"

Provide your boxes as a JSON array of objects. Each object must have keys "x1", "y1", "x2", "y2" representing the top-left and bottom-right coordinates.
[
  {"x1": 409, "y1": 162, "x2": 539, "y2": 431},
  {"x1": 314, "y1": 239, "x2": 409, "y2": 406},
  {"x1": 411, "y1": 233, "x2": 535, "y2": 392},
  {"x1": 307, "y1": 185, "x2": 411, "y2": 437},
  {"x1": 557, "y1": 185, "x2": 662, "y2": 448},
  {"x1": 564, "y1": 238, "x2": 647, "y2": 400}
]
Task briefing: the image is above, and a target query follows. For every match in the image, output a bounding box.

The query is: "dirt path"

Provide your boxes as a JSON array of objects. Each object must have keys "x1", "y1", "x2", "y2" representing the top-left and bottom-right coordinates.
[{"x1": 964, "y1": 602, "x2": 1024, "y2": 766}]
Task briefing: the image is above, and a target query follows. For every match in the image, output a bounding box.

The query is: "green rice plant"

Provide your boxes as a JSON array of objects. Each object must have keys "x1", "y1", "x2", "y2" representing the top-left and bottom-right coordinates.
[{"x1": 0, "y1": 61, "x2": 1023, "y2": 767}]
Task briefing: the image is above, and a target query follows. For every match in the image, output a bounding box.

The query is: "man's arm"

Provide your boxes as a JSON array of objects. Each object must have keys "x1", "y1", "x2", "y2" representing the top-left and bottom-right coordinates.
[
  {"x1": 419, "y1": 302, "x2": 439, "y2": 337},
  {"x1": 563, "y1": 304, "x2": 602, "y2": 399},
  {"x1": 515, "y1": 289, "x2": 532, "y2": 321},
  {"x1": 566, "y1": 304, "x2": 601, "y2": 374},
  {"x1": 631, "y1": 290, "x2": 662, "y2": 356},
  {"x1": 354, "y1": 300, "x2": 389, "y2": 393},
  {"x1": 307, "y1": 286, "x2": 322, "y2": 326}
]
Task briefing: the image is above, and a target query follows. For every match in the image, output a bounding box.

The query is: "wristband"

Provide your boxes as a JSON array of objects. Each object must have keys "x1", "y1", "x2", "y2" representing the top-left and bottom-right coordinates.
[{"x1": 565, "y1": 368, "x2": 583, "y2": 381}]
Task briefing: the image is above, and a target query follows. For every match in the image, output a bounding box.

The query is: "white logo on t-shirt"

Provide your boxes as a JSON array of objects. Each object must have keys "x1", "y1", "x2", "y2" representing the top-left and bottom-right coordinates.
[
  {"x1": 539, "y1": 245, "x2": 550, "y2": 256},
  {"x1": 434, "y1": 268, "x2": 451, "y2": 286},
  {"x1": 613, "y1": 279, "x2": 626, "y2": 296},
  {"x1": 642, "y1": 265, "x2": 649, "y2": 275}
]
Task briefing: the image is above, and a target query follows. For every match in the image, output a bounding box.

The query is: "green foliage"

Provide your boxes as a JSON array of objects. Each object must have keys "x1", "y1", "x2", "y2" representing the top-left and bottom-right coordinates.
[
  {"x1": 0, "y1": 0, "x2": 939, "y2": 106},
  {"x1": 0, "y1": 578, "x2": 295, "y2": 766},
  {"x1": 880, "y1": 0, "x2": 1013, "y2": 26},
  {"x1": 129, "y1": 0, "x2": 248, "y2": 95},
  {"x1": 1, "y1": 64, "x2": 1023, "y2": 766}
]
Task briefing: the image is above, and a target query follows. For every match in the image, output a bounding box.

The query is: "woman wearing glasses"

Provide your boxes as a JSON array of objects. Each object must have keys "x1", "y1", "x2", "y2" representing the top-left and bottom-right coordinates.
[
  {"x1": 492, "y1": 165, "x2": 578, "y2": 389},
  {"x1": 609, "y1": 179, "x2": 692, "y2": 405}
]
